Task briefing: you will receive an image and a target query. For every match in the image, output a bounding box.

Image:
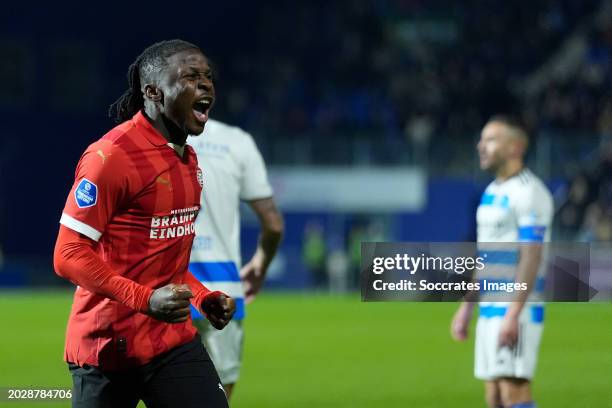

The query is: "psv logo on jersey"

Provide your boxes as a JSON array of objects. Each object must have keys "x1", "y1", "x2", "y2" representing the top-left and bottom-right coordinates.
[
  {"x1": 75, "y1": 178, "x2": 98, "y2": 208},
  {"x1": 197, "y1": 168, "x2": 204, "y2": 187}
]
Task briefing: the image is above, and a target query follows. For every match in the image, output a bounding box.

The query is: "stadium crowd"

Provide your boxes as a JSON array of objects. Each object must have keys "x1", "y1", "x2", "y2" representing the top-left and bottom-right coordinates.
[{"x1": 212, "y1": 0, "x2": 604, "y2": 139}]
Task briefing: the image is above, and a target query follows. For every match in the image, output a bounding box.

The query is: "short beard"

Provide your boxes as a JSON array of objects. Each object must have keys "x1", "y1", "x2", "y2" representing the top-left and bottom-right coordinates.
[{"x1": 482, "y1": 154, "x2": 503, "y2": 174}]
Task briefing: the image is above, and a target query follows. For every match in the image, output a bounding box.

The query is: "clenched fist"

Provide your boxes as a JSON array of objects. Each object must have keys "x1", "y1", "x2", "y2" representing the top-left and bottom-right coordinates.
[
  {"x1": 147, "y1": 283, "x2": 193, "y2": 323},
  {"x1": 201, "y1": 291, "x2": 236, "y2": 329}
]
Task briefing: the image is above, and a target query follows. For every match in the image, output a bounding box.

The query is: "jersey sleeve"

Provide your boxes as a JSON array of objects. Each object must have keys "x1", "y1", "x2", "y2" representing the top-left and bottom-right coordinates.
[
  {"x1": 183, "y1": 270, "x2": 212, "y2": 314},
  {"x1": 54, "y1": 225, "x2": 153, "y2": 312},
  {"x1": 514, "y1": 184, "x2": 554, "y2": 242},
  {"x1": 60, "y1": 140, "x2": 129, "y2": 241},
  {"x1": 239, "y1": 132, "x2": 273, "y2": 201}
]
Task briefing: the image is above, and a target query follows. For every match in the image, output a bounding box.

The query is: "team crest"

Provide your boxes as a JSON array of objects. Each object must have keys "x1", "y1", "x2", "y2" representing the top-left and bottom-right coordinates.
[
  {"x1": 75, "y1": 178, "x2": 98, "y2": 208},
  {"x1": 197, "y1": 168, "x2": 204, "y2": 187}
]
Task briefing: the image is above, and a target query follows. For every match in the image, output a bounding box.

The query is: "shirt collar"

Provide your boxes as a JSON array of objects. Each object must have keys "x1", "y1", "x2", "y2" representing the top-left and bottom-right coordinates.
[{"x1": 133, "y1": 110, "x2": 170, "y2": 147}]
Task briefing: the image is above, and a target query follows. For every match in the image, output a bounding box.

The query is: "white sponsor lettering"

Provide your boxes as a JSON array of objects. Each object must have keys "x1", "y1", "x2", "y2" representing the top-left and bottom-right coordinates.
[{"x1": 149, "y1": 207, "x2": 199, "y2": 240}]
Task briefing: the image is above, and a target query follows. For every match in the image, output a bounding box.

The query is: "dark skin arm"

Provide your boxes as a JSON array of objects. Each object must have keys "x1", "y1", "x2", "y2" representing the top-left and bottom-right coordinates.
[{"x1": 240, "y1": 197, "x2": 284, "y2": 303}]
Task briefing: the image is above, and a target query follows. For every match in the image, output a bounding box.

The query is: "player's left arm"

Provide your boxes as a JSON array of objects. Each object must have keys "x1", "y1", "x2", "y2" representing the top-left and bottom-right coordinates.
[
  {"x1": 499, "y1": 185, "x2": 553, "y2": 347},
  {"x1": 183, "y1": 271, "x2": 235, "y2": 329},
  {"x1": 499, "y1": 244, "x2": 543, "y2": 345},
  {"x1": 241, "y1": 197, "x2": 284, "y2": 303},
  {"x1": 238, "y1": 132, "x2": 284, "y2": 303}
]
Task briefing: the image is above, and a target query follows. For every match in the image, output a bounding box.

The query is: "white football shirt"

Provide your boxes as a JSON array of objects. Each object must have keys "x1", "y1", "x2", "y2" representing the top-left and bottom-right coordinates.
[
  {"x1": 476, "y1": 168, "x2": 553, "y2": 305},
  {"x1": 187, "y1": 119, "x2": 273, "y2": 320}
]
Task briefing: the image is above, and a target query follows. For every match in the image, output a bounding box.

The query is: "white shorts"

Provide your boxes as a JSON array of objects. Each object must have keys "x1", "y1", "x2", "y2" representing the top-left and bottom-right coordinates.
[
  {"x1": 475, "y1": 305, "x2": 544, "y2": 381},
  {"x1": 193, "y1": 319, "x2": 244, "y2": 385}
]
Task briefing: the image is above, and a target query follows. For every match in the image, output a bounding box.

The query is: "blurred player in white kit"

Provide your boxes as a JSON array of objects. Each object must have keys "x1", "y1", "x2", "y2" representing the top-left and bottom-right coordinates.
[
  {"x1": 451, "y1": 115, "x2": 553, "y2": 408},
  {"x1": 188, "y1": 118, "x2": 284, "y2": 400}
]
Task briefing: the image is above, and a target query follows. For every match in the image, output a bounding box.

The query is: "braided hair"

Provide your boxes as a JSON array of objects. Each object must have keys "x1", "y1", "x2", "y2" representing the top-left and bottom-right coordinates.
[{"x1": 108, "y1": 39, "x2": 201, "y2": 123}]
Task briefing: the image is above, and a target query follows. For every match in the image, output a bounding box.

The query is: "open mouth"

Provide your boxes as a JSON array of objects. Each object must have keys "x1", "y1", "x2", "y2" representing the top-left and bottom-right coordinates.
[{"x1": 192, "y1": 98, "x2": 212, "y2": 124}]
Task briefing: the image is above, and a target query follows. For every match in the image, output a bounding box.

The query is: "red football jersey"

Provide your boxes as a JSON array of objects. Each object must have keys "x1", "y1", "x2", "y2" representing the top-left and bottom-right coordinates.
[{"x1": 58, "y1": 111, "x2": 206, "y2": 370}]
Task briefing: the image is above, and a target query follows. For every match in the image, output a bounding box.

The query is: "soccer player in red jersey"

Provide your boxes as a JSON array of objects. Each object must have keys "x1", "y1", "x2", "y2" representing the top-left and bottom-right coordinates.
[{"x1": 53, "y1": 40, "x2": 235, "y2": 408}]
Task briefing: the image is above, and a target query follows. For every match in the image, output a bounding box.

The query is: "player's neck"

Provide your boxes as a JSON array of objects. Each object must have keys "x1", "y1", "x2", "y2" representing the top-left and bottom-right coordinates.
[
  {"x1": 495, "y1": 160, "x2": 524, "y2": 182},
  {"x1": 143, "y1": 108, "x2": 188, "y2": 146}
]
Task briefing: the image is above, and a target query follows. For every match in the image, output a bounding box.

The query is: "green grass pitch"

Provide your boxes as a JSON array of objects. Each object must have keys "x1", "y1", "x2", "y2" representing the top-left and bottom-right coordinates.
[{"x1": 0, "y1": 290, "x2": 610, "y2": 407}]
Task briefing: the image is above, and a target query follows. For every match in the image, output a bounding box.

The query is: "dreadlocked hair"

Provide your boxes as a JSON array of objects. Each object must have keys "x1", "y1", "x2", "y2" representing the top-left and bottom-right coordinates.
[{"x1": 108, "y1": 39, "x2": 201, "y2": 124}]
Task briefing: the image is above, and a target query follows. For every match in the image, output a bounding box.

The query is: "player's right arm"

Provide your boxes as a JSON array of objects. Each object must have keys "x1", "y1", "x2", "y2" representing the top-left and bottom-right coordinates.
[
  {"x1": 54, "y1": 226, "x2": 153, "y2": 312},
  {"x1": 53, "y1": 141, "x2": 191, "y2": 323},
  {"x1": 451, "y1": 256, "x2": 481, "y2": 341},
  {"x1": 451, "y1": 301, "x2": 475, "y2": 341}
]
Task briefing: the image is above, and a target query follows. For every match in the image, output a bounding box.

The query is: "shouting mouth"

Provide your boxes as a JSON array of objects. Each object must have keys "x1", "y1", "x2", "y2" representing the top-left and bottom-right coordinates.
[{"x1": 193, "y1": 97, "x2": 213, "y2": 124}]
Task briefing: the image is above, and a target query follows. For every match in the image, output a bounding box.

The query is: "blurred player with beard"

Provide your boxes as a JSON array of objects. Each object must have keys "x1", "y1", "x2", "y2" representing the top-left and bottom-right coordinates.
[{"x1": 451, "y1": 116, "x2": 553, "y2": 408}]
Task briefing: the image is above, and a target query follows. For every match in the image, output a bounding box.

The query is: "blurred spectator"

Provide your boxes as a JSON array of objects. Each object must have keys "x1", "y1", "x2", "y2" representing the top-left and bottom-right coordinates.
[
  {"x1": 302, "y1": 221, "x2": 327, "y2": 288},
  {"x1": 531, "y1": 18, "x2": 612, "y2": 133},
  {"x1": 555, "y1": 173, "x2": 593, "y2": 240},
  {"x1": 348, "y1": 224, "x2": 367, "y2": 289},
  {"x1": 556, "y1": 138, "x2": 612, "y2": 241},
  {"x1": 579, "y1": 199, "x2": 612, "y2": 242},
  {"x1": 326, "y1": 246, "x2": 350, "y2": 294}
]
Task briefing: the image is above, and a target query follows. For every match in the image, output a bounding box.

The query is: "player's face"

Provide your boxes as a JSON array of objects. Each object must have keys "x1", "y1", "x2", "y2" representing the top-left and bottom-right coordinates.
[
  {"x1": 477, "y1": 122, "x2": 512, "y2": 171},
  {"x1": 159, "y1": 49, "x2": 215, "y2": 135}
]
